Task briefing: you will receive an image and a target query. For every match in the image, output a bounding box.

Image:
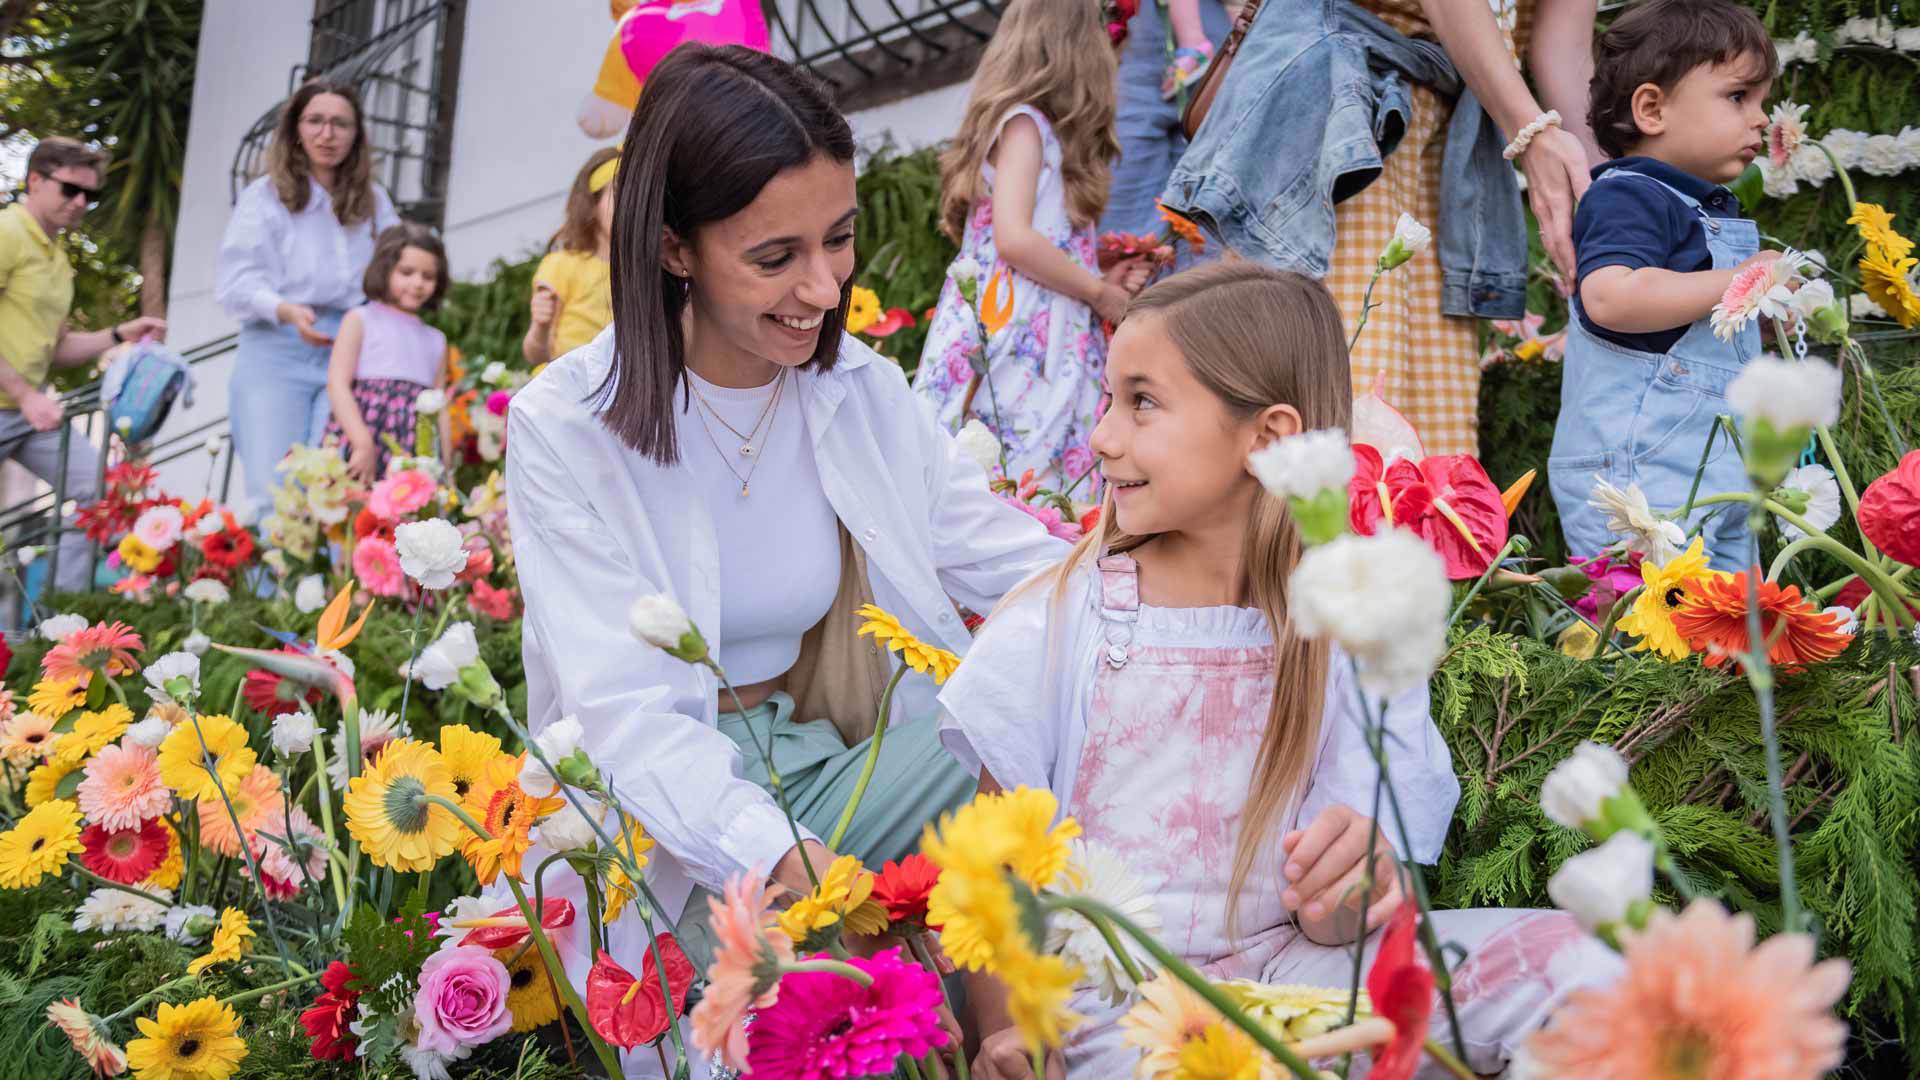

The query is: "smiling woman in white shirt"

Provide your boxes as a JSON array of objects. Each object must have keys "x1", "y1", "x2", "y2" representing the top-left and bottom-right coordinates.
[
  {"x1": 504, "y1": 43, "x2": 1068, "y2": 1037},
  {"x1": 216, "y1": 77, "x2": 400, "y2": 512}
]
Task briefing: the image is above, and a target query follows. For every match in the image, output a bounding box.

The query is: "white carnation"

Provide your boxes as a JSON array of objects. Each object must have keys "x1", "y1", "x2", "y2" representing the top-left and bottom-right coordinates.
[
  {"x1": 74, "y1": 887, "x2": 171, "y2": 933},
  {"x1": 399, "y1": 622, "x2": 479, "y2": 691},
  {"x1": 124, "y1": 714, "x2": 172, "y2": 748},
  {"x1": 414, "y1": 388, "x2": 447, "y2": 415},
  {"x1": 1248, "y1": 429, "x2": 1354, "y2": 500},
  {"x1": 143, "y1": 652, "x2": 201, "y2": 706},
  {"x1": 520, "y1": 715, "x2": 587, "y2": 799},
  {"x1": 293, "y1": 574, "x2": 328, "y2": 613},
  {"x1": 1727, "y1": 355, "x2": 1842, "y2": 431},
  {"x1": 1547, "y1": 831, "x2": 1653, "y2": 933},
  {"x1": 38, "y1": 613, "x2": 87, "y2": 642},
  {"x1": 271, "y1": 709, "x2": 319, "y2": 757},
  {"x1": 1287, "y1": 530, "x2": 1449, "y2": 697},
  {"x1": 1540, "y1": 742, "x2": 1629, "y2": 831},
  {"x1": 953, "y1": 420, "x2": 1002, "y2": 474},
  {"x1": 482, "y1": 361, "x2": 508, "y2": 385},
  {"x1": 183, "y1": 578, "x2": 231, "y2": 605},
  {"x1": 533, "y1": 801, "x2": 605, "y2": 852},
  {"x1": 182, "y1": 630, "x2": 212, "y2": 657},
  {"x1": 628, "y1": 594, "x2": 695, "y2": 652},
  {"x1": 394, "y1": 518, "x2": 470, "y2": 590}
]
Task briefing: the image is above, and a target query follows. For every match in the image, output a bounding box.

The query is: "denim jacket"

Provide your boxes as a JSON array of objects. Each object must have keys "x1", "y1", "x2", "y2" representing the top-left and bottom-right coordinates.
[{"x1": 1163, "y1": 0, "x2": 1528, "y2": 318}]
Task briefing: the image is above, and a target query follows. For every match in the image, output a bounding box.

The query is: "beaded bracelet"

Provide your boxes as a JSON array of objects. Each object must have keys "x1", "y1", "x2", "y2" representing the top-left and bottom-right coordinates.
[{"x1": 1502, "y1": 110, "x2": 1562, "y2": 161}]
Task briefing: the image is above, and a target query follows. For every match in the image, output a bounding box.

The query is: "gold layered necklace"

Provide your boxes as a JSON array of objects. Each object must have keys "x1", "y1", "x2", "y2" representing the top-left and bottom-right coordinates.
[{"x1": 687, "y1": 369, "x2": 787, "y2": 497}]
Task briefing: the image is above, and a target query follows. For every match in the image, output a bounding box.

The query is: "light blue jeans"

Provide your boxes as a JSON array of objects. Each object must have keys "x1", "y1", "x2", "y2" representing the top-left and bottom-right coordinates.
[
  {"x1": 1101, "y1": 0, "x2": 1231, "y2": 245},
  {"x1": 228, "y1": 308, "x2": 344, "y2": 514}
]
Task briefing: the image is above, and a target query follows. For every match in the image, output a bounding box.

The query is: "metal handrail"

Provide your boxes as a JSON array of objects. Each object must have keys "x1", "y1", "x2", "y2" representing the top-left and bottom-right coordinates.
[{"x1": 2, "y1": 333, "x2": 242, "y2": 626}]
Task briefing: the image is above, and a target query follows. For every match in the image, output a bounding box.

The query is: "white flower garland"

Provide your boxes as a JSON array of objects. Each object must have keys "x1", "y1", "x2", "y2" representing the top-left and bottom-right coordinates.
[
  {"x1": 1757, "y1": 126, "x2": 1920, "y2": 196},
  {"x1": 1774, "y1": 17, "x2": 1920, "y2": 66}
]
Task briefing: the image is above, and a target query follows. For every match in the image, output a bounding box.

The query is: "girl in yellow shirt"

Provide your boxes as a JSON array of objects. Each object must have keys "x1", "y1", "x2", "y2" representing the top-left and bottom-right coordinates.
[{"x1": 523, "y1": 147, "x2": 618, "y2": 367}]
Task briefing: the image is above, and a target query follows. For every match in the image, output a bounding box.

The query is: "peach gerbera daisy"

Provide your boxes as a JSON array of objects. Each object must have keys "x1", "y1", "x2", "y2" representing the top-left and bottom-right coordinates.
[
  {"x1": 0, "y1": 711, "x2": 56, "y2": 765},
  {"x1": 77, "y1": 742, "x2": 170, "y2": 831},
  {"x1": 40, "y1": 622, "x2": 143, "y2": 687},
  {"x1": 1118, "y1": 973, "x2": 1224, "y2": 1078},
  {"x1": 689, "y1": 869, "x2": 795, "y2": 1073},
  {"x1": 197, "y1": 764, "x2": 285, "y2": 857},
  {"x1": 1527, "y1": 899, "x2": 1850, "y2": 1080}
]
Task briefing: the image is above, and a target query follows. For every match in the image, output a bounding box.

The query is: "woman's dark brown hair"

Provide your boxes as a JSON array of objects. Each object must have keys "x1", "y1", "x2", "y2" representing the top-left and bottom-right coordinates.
[
  {"x1": 266, "y1": 78, "x2": 379, "y2": 226},
  {"x1": 362, "y1": 224, "x2": 449, "y2": 312},
  {"x1": 1588, "y1": 0, "x2": 1777, "y2": 159},
  {"x1": 600, "y1": 43, "x2": 857, "y2": 464},
  {"x1": 550, "y1": 146, "x2": 622, "y2": 255}
]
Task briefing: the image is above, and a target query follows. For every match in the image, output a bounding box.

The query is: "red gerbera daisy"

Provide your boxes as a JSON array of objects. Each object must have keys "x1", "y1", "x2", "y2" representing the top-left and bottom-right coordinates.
[
  {"x1": 299, "y1": 961, "x2": 362, "y2": 1061},
  {"x1": 1672, "y1": 569, "x2": 1851, "y2": 672},
  {"x1": 41, "y1": 622, "x2": 144, "y2": 686},
  {"x1": 871, "y1": 853, "x2": 941, "y2": 929},
  {"x1": 1832, "y1": 576, "x2": 1920, "y2": 621},
  {"x1": 78, "y1": 818, "x2": 169, "y2": 884},
  {"x1": 200, "y1": 527, "x2": 255, "y2": 569},
  {"x1": 242, "y1": 648, "x2": 325, "y2": 717}
]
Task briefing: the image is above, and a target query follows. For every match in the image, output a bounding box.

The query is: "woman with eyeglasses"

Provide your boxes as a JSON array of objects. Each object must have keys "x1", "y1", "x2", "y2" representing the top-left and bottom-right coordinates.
[{"x1": 216, "y1": 77, "x2": 401, "y2": 513}]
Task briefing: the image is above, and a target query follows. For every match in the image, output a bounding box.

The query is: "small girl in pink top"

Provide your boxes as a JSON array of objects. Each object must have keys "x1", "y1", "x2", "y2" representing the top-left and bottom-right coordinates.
[{"x1": 325, "y1": 223, "x2": 451, "y2": 483}]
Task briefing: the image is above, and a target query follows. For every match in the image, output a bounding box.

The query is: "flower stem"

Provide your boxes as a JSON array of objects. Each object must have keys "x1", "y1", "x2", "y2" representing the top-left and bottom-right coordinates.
[
  {"x1": 1589, "y1": 585, "x2": 1643, "y2": 660},
  {"x1": 827, "y1": 662, "x2": 909, "y2": 851},
  {"x1": 1446, "y1": 537, "x2": 1521, "y2": 628},
  {"x1": 783, "y1": 957, "x2": 876, "y2": 986},
  {"x1": 1815, "y1": 141, "x2": 1858, "y2": 210},
  {"x1": 395, "y1": 585, "x2": 428, "y2": 730},
  {"x1": 1811, "y1": 424, "x2": 1877, "y2": 562},
  {"x1": 215, "y1": 971, "x2": 320, "y2": 1010},
  {"x1": 181, "y1": 713, "x2": 296, "y2": 970},
  {"x1": 1423, "y1": 1038, "x2": 1478, "y2": 1080},
  {"x1": 307, "y1": 735, "x2": 348, "y2": 913},
  {"x1": 1842, "y1": 339, "x2": 1911, "y2": 457},
  {"x1": 1742, "y1": 506, "x2": 1805, "y2": 933},
  {"x1": 704, "y1": 658, "x2": 819, "y2": 889},
  {"x1": 104, "y1": 973, "x2": 198, "y2": 1023},
  {"x1": 1348, "y1": 268, "x2": 1386, "y2": 352},
  {"x1": 103, "y1": 675, "x2": 129, "y2": 710}
]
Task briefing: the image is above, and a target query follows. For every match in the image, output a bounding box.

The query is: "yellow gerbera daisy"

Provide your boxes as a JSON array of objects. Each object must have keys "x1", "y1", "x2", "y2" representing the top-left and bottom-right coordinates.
[
  {"x1": 1848, "y1": 202, "x2": 1914, "y2": 261},
  {"x1": 1002, "y1": 950, "x2": 1084, "y2": 1055},
  {"x1": 28, "y1": 678, "x2": 86, "y2": 721},
  {"x1": 1617, "y1": 536, "x2": 1714, "y2": 661},
  {"x1": 126, "y1": 996, "x2": 247, "y2": 1080},
  {"x1": 1859, "y1": 244, "x2": 1920, "y2": 328},
  {"x1": 776, "y1": 853, "x2": 890, "y2": 944},
  {"x1": 923, "y1": 785, "x2": 1080, "y2": 889},
  {"x1": 156, "y1": 715, "x2": 258, "y2": 803},
  {"x1": 855, "y1": 603, "x2": 962, "y2": 684},
  {"x1": 186, "y1": 907, "x2": 255, "y2": 976},
  {"x1": 1122, "y1": 974, "x2": 1224, "y2": 1078},
  {"x1": 144, "y1": 823, "x2": 184, "y2": 890},
  {"x1": 1218, "y1": 981, "x2": 1366, "y2": 1041},
  {"x1": 462, "y1": 753, "x2": 561, "y2": 886},
  {"x1": 498, "y1": 946, "x2": 563, "y2": 1032},
  {"x1": 342, "y1": 738, "x2": 464, "y2": 872},
  {"x1": 52, "y1": 705, "x2": 133, "y2": 765},
  {"x1": 600, "y1": 812, "x2": 657, "y2": 924},
  {"x1": 438, "y1": 723, "x2": 503, "y2": 804},
  {"x1": 0, "y1": 799, "x2": 83, "y2": 888},
  {"x1": 1173, "y1": 1022, "x2": 1267, "y2": 1080},
  {"x1": 846, "y1": 285, "x2": 882, "y2": 335},
  {"x1": 25, "y1": 756, "x2": 81, "y2": 807}
]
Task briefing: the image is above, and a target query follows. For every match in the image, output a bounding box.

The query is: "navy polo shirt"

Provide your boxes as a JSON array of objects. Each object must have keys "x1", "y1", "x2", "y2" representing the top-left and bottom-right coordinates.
[{"x1": 1571, "y1": 157, "x2": 1746, "y2": 354}]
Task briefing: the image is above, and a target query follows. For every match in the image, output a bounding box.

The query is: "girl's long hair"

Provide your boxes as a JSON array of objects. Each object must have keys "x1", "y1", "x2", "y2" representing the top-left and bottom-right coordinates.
[
  {"x1": 265, "y1": 78, "x2": 378, "y2": 227},
  {"x1": 1040, "y1": 262, "x2": 1353, "y2": 934},
  {"x1": 550, "y1": 146, "x2": 622, "y2": 254},
  {"x1": 937, "y1": 0, "x2": 1118, "y2": 243}
]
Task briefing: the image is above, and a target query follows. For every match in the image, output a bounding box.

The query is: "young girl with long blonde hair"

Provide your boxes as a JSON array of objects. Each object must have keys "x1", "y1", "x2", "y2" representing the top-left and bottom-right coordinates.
[
  {"x1": 940, "y1": 262, "x2": 1620, "y2": 1079},
  {"x1": 913, "y1": 0, "x2": 1149, "y2": 488}
]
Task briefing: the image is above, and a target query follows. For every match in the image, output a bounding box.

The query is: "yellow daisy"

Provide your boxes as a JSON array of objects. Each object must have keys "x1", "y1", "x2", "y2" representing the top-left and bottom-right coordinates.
[
  {"x1": 1848, "y1": 202, "x2": 1914, "y2": 261},
  {"x1": 186, "y1": 907, "x2": 255, "y2": 976},
  {"x1": 461, "y1": 753, "x2": 561, "y2": 886},
  {"x1": 144, "y1": 823, "x2": 184, "y2": 890},
  {"x1": 498, "y1": 946, "x2": 563, "y2": 1033},
  {"x1": 1617, "y1": 536, "x2": 1714, "y2": 661},
  {"x1": 0, "y1": 799, "x2": 84, "y2": 888},
  {"x1": 24, "y1": 756, "x2": 81, "y2": 807},
  {"x1": 855, "y1": 604, "x2": 961, "y2": 684},
  {"x1": 924, "y1": 785, "x2": 1080, "y2": 890},
  {"x1": 1173, "y1": 1023, "x2": 1268, "y2": 1080},
  {"x1": 846, "y1": 285, "x2": 882, "y2": 335},
  {"x1": 27, "y1": 678, "x2": 86, "y2": 722},
  {"x1": 1859, "y1": 244, "x2": 1920, "y2": 328},
  {"x1": 438, "y1": 723, "x2": 503, "y2": 804},
  {"x1": 155, "y1": 715, "x2": 258, "y2": 803},
  {"x1": 1002, "y1": 950, "x2": 1084, "y2": 1056},
  {"x1": 342, "y1": 738, "x2": 464, "y2": 872},
  {"x1": 126, "y1": 996, "x2": 247, "y2": 1080},
  {"x1": 600, "y1": 812, "x2": 657, "y2": 924},
  {"x1": 52, "y1": 705, "x2": 134, "y2": 765},
  {"x1": 776, "y1": 853, "x2": 889, "y2": 944}
]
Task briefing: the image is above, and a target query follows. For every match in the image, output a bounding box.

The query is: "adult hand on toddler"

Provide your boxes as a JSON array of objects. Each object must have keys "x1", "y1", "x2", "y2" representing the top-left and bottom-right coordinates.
[
  {"x1": 974, "y1": 1026, "x2": 1064, "y2": 1080},
  {"x1": 530, "y1": 282, "x2": 561, "y2": 328},
  {"x1": 346, "y1": 433, "x2": 379, "y2": 486},
  {"x1": 1281, "y1": 803, "x2": 1404, "y2": 944},
  {"x1": 1516, "y1": 125, "x2": 1594, "y2": 281}
]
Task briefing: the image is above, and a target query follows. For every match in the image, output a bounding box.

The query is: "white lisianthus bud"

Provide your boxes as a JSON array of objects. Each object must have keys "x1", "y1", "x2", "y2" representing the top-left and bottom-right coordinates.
[
  {"x1": 949, "y1": 256, "x2": 984, "y2": 305},
  {"x1": 183, "y1": 578, "x2": 231, "y2": 605},
  {"x1": 143, "y1": 652, "x2": 201, "y2": 706},
  {"x1": 38, "y1": 613, "x2": 87, "y2": 642},
  {"x1": 394, "y1": 518, "x2": 470, "y2": 590},
  {"x1": 293, "y1": 574, "x2": 328, "y2": 614},
  {"x1": 124, "y1": 714, "x2": 172, "y2": 748},
  {"x1": 414, "y1": 388, "x2": 448, "y2": 415},
  {"x1": 183, "y1": 630, "x2": 211, "y2": 657},
  {"x1": 1540, "y1": 742, "x2": 1631, "y2": 832},
  {"x1": 1546, "y1": 830, "x2": 1655, "y2": 935},
  {"x1": 629, "y1": 593, "x2": 708, "y2": 663},
  {"x1": 1378, "y1": 213, "x2": 1432, "y2": 270},
  {"x1": 954, "y1": 420, "x2": 1002, "y2": 474},
  {"x1": 270, "y1": 709, "x2": 318, "y2": 757}
]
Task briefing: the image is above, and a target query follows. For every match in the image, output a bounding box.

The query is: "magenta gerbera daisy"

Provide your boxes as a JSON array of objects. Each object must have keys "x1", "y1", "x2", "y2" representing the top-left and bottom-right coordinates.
[
  {"x1": 745, "y1": 947, "x2": 949, "y2": 1080},
  {"x1": 76, "y1": 743, "x2": 169, "y2": 831},
  {"x1": 78, "y1": 818, "x2": 170, "y2": 884}
]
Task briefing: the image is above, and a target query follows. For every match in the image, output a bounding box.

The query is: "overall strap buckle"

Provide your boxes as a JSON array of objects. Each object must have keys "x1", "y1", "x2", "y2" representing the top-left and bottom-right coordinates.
[{"x1": 1096, "y1": 553, "x2": 1140, "y2": 668}]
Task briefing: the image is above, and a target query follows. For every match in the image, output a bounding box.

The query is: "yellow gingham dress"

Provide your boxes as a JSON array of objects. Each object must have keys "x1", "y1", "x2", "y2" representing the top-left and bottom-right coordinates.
[{"x1": 1330, "y1": 0, "x2": 1526, "y2": 456}]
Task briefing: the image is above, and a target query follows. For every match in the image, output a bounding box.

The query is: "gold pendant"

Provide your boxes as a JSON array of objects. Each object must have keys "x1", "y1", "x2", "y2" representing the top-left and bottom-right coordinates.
[{"x1": 741, "y1": 482, "x2": 750, "y2": 497}]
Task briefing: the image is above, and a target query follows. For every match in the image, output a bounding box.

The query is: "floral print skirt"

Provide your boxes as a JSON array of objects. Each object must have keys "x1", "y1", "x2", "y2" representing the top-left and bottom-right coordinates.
[{"x1": 324, "y1": 376, "x2": 426, "y2": 479}]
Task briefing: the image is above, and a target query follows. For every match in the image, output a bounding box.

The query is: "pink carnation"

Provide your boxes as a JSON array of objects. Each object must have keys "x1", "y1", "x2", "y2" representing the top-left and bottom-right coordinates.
[
  {"x1": 367, "y1": 469, "x2": 436, "y2": 521},
  {"x1": 414, "y1": 946, "x2": 513, "y2": 1054},
  {"x1": 352, "y1": 536, "x2": 407, "y2": 597},
  {"x1": 746, "y1": 947, "x2": 949, "y2": 1080},
  {"x1": 469, "y1": 580, "x2": 516, "y2": 621},
  {"x1": 133, "y1": 504, "x2": 184, "y2": 552}
]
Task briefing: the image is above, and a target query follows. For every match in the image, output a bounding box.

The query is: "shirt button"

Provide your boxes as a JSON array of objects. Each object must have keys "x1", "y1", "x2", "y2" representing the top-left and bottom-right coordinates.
[
  {"x1": 939, "y1": 612, "x2": 953, "y2": 624},
  {"x1": 862, "y1": 527, "x2": 878, "y2": 543}
]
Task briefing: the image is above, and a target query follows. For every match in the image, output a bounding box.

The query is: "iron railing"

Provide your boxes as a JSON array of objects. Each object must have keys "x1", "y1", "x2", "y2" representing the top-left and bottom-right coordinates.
[
  {"x1": 229, "y1": 0, "x2": 466, "y2": 227},
  {"x1": 0, "y1": 334, "x2": 241, "y2": 628},
  {"x1": 766, "y1": 0, "x2": 1002, "y2": 110}
]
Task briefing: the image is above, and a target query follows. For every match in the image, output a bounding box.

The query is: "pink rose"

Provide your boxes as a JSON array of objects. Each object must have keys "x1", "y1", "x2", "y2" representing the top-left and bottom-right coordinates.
[{"x1": 414, "y1": 946, "x2": 513, "y2": 1053}]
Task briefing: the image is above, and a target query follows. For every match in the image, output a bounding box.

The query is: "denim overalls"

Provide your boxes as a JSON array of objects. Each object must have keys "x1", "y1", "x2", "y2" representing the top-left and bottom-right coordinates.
[{"x1": 1549, "y1": 169, "x2": 1760, "y2": 571}]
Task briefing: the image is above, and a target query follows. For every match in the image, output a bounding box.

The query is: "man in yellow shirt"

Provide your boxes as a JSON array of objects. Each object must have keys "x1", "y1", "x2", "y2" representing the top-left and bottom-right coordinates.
[{"x1": 1, "y1": 137, "x2": 167, "y2": 592}]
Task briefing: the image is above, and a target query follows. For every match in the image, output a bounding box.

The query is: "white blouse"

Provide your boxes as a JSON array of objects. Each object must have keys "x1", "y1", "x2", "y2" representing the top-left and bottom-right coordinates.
[{"x1": 215, "y1": 175, "x2": 400, "y2": 326}]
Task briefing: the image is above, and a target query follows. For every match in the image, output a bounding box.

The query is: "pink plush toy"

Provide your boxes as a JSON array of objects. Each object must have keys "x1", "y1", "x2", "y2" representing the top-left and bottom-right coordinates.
[{"x1": 578, "y1": 0, "x2": 772, "y2": 140}]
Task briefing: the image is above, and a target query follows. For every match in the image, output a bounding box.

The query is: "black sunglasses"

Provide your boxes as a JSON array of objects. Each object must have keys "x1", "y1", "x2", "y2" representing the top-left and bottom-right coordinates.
[{"x1": 37, "y1": 173, "x2": 100, "y2": 206}]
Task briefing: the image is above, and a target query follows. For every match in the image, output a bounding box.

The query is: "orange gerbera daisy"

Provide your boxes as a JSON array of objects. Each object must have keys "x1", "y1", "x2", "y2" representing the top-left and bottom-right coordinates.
[
  {"x1": 1527, "y1": 899, "x2": 1849, "y2": 1080},
  {"x1": 688, "y1": 871, "x2": 795, "y2": 1073},
  {"x1": 1671, "y1": 569, "x2": 1850, "y2": 671},
  {"x1": 460, "y1": 753, "x2": 560, "y2": 885},
  {"x1": 1157, "y1": 200, "x2": 1207, "y2": 253},
  {"x1": 197, "y1": 764, "x2": 286, "y2": 857},
  {"x1": 40, "y1": 622, "x2": 143, "y2": 687}
]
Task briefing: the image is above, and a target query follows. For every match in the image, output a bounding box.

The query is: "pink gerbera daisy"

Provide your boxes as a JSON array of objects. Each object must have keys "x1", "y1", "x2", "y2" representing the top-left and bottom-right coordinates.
[
  {"x1": 1711, "y1": 256, "x2": 1801, "y2": 341},
  {"x1": 252, "y1": 804, "x2": 327, "y2": 898},
  {"x1": 745, "y1": 947, "x2": 949, "y2": 1080},
  {"x1": 352, "y1": 536, "x2": 407, "y2": 597},
  {"x1": 367, "y1": 469, "x2": 436, "y2": 521},
  {"x1": 1526, "y1": 899, "x2": 1851, "y2": 1080},
  {"x1": 76, "y1": 743, "x2": 169, "y2": 831},
  {"x1": 197, "y1": 763, "x2": 286, "y2": 857},
  {"x1": 1767, "y1": 102, "x2": 1808, "y2": 169},
  {"x1": 40, "y1": 622, "x2": 143, "y2": 686},
  {"x1": 691, "y1": 871, "x2": 796, "y2": 1073}
]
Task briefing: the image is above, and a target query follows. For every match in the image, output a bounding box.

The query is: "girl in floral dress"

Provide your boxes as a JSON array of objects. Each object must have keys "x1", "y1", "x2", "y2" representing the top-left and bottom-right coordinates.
[
  {"x1": 940, "y1": 264, "x2": 1621, "y2": 1078},
  {"x1": 913, "y1": 0, "x2": 1149, "y2": 490},
  {"x1": 324, "y1": 224, "x2": 452, "y2": 483}
]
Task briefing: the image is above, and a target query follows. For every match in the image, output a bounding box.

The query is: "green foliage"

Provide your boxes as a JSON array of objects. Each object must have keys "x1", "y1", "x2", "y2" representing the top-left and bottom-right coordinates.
[
  {"x1": 430, "y1": 253, "x2": 542, "y2": 374},
  {"x1": 341, "y1": 879, "x2": 438, "y2": 1018},
  {"x1": 853, "y1": 140, "x2": 956, "y2": 374}
]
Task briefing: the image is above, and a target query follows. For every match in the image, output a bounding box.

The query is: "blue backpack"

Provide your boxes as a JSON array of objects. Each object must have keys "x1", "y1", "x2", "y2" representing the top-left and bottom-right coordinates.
[{"x1": 104, "y1": 342, "x2": 193, "y2": 445}]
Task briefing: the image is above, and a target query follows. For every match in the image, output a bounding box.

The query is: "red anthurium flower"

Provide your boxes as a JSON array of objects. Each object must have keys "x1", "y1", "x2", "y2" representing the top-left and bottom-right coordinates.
[
  {"x1": 586, "y1": 934, "x2": 696, "y2": 1049},
  {"x1": 457, "y1": 897, "x2": 576, "y2": 950},
  {"x1": 1350, "y1": 445, "x2": 1509, "y2": 579},
  {"x1": 871, "y1": 853, "x2": 941, "y2": 928},
  {"x1": 0, "y1": 631, "x2": 12, "y2": 678},
  {"x1": 863, "y1": 308, "x2": 918, "y2": 339},
  {"x1": 242, "y1": 647, "x2": 326, "y2": 718},
  {"x1": 1858, "y1": 449, "x2": 1920, "y2": 567},
  {"x1": 299, "y1": 961, "x2": 361, "y2": 1061},
  {"x1": 1365, "y1": 903, "x2": 1435, "y2": 1080}
]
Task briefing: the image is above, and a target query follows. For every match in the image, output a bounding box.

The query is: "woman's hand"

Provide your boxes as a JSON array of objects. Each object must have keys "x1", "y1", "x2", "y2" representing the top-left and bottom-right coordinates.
[
  {"x1": 276, "y1": 301, "x2": 333, "y2": 347},
  {"x1": 973, "y1": 1026, "x2": 1063, "y2": 1080},
  {"x1": 346, "y1": 431, "x2": 379, "y2": 485},
  {"x1": 1281, "y1": 804, "x2": 1404, "y2": 945},
  {"x1": 1517, "y1": 125, "x2": 1593, "y2": 280}
]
